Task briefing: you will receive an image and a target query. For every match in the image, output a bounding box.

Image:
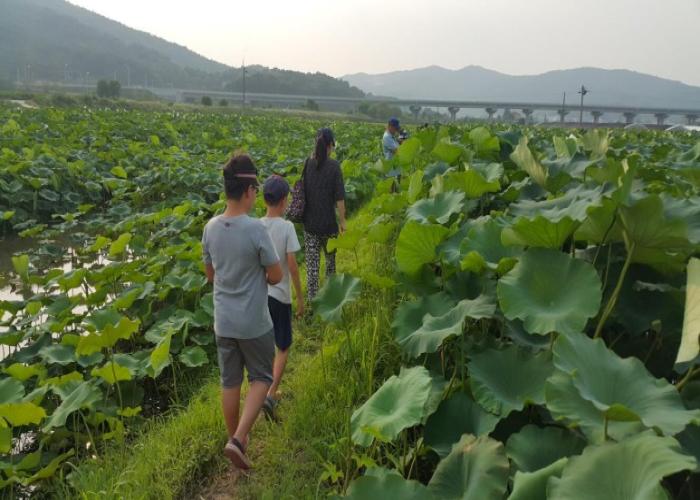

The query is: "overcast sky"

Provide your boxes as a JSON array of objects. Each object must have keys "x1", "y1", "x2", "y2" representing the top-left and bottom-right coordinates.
[{"x1": 69, "y1": 0, "x2": 700, "y2": 86}]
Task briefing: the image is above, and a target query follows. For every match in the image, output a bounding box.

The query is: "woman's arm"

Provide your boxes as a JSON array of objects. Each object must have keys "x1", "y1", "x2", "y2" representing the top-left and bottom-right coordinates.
[{"x1": 337, "y1": 200, "x2": 346, "y2": 234}]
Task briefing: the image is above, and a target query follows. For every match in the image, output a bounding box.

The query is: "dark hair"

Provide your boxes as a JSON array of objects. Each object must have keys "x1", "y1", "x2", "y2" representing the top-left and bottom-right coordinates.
[
  {"x1": 222, "y1": 153, "x2": 258, "y2": 200},
  {"x1": 313, "y1": 127, "x2": 335, "y2": 169}
]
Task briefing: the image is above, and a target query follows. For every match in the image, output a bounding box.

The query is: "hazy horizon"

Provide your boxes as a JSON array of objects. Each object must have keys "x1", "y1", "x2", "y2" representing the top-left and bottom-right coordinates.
[{"x1": 67, "y1": 0, "x2": 700, "y2": 87}]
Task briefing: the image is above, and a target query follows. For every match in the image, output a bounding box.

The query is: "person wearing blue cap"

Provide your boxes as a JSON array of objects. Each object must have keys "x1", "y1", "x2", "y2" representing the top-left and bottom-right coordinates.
[
  {"x1": 383, "y1": 117, "x2": 402, "y2": 159},
  {"x1": 260, "y1": 175, "x2": 303, "y2": 419}
]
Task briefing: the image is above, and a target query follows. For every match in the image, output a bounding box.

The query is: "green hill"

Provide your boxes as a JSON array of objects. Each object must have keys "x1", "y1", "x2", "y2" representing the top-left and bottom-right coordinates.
[{"x1": 0, "y1": 0, "x2": 364, "y2": 96}]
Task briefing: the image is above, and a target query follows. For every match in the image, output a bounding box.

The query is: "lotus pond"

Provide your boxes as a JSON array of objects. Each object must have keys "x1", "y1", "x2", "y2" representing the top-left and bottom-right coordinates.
[{"x1": 1, "y1": 104, "x2": 699, "y2": 498}]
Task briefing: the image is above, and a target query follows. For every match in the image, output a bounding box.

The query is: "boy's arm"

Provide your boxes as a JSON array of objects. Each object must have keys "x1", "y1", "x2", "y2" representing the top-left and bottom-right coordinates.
[
  {"x1": 266, "y1": 262, "x2": 283, "y2": 285},
  {"x1": 287, "y1": 252, "x2": 304, "y2": 317},
  {"x1": 205, "y1": 263, "x2": 215, "y2": 283}
]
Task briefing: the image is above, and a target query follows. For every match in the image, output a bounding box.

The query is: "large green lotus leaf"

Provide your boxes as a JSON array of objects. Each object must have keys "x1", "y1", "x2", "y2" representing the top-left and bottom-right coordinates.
[
  {"x1": 553, "y1": 333, "x2": 700, "y2": 435},
  {"x1": 91, "y1": 361, "x2": 133, "y2": 384},
  {"x1": 351, "y1": 366, "x2": 434, "y2": 446},
  {"x1": 461, "y1": 217, "x2": 521, "y2": 268},
  {"x1": 442, "y1": 165, "x2": 501, "y2": 199},
  {"x1": 574, "y1": 197, "x2": 623, "y2": 243},
  {"x1": 677, "y1": 424, "x2": 700, "y2": 467},
  {"x1": 508, "y1": 457, "x2": 568, "y2": 500},
  {"x1": 148, "y1": 334, "x2": 172, "y2": 378},
  {"x1": 510, "y1": 136, "x2": 548, "y2": 188},
  {"x1": 407, "y1": 191, "x2": 465, "y2": 225},
  {"x1": 178, "y1": 346, "x2": 209, "y2": 367},
  {"x1": 11, "y1": 254, "x2": 30, "y2": 281},
  {"x1": 544, "y1": 370, "x2": 644, "y2": 443},
  {"x1": 502, "y1": 185, "x2": 605, "y2": 248},
  {"x1": 509, "y1": 184, "x2": 604, "y2": 223},
  {"x1": 396, "y1": 137, "x2": 422, "y2": 166},
  {"x1": 439, "y1": 223, "x2": 472, "y2": 267},
  {"x1": 469, "y1": 126, "x2": 501, "y2": 156},
  {"x1": 469, "y1": 346, "x2": 554, "y2": 416},
  {"x1": 0, "y1": 402, "x2": 46, "y2": 426},
  {"x1": 501, "y1": 216, "x2": 579, "y2": 248},
  {"x1": 43, "y1": 381, "x2": 101, "y2": 430},
  {"x1": 620, "y1": 195, "x2": 692, "y2": 250},
  {"x1": 497, "y1": 249, "x2": 602, "y2": 336},
  {"x1": 427, "y1": 434, "x2": 509, "y2": 500},
  {"x1": 676, "y1": 258, "x2": 700, "y2": 364},
  {"x1": 327, "y1": 229, "x2": 363, "y2": 252},
  {"x1": 580, "y1": 128, "x2": 610, "y2": 159},
  {"x1": 505, "y1": 424, "x2": 586, "y2": 472},
  {"x1": 396, "y1": 222, "x2": 450, "y2": 275},
  {"x1": 424, "y1": 391, "x2": 500, "y2": 458},
  {"x1": 344, "y1": 467, "x2": 433, "y2": 500},
  {"x1": 547, "y1": 432, "x2": 696, "y2": 500},
  {"x1": 312, "y1": 274, "x2": 362, "y2": 324},
  {"x1": 393, "y1": 292, "x2": 456, "y2": 346},
  {"x1": 662, "y1": 195, "x2": 700, "y2": 245},
  {"x1": 0, "y1": 378, "x2": 25, "y2": 404},
  {"x1": 39, "y1": 344, "x2": 76, "y2": 365},
  {"x1": 432, "y1": 141, "x2": 464, "y2": 164},
  {"x1": 76, "y1": 316, "x2": 140, "y2": 355},
  {"x1": 398, "y1": 295, "x2": 495, "y2": 358}
]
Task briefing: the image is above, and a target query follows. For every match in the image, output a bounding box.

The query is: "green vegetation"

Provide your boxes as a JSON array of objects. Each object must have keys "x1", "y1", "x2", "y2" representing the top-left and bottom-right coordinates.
[
  {"x1": 201, "y1": 96, "x2": 212, "y2": 106},
  {"x1": 1, "y1": 100, "x2": 699, "y2": 498},
  {"x1": 307, "y1": 125, "x2": 700, "y2": 498}
]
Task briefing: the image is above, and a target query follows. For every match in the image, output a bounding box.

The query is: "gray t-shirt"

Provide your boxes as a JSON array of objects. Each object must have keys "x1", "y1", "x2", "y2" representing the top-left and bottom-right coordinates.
[{"x1": 202, "y1": 214, "x2": 279, "y2": 339}]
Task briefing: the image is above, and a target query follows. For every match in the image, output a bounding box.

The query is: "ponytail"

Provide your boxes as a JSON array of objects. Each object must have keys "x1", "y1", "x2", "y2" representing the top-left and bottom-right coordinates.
[{"x1": 313, "y1": 127, "x2": 335, "y2": 169}]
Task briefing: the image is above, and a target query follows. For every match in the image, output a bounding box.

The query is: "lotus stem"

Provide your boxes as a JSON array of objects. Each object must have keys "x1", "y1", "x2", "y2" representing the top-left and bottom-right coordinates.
[
  {"x1": 594, "y1": 239, "x2": 635, "y2": 339},
  {"x1": 676, "y1": 366, "x2": 700, "y2": 391}
]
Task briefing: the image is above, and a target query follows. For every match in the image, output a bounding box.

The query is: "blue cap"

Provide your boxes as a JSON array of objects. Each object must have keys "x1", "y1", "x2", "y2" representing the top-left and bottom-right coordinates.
[
  {"x1": 263, "y1": 175, "x2": 290, "y2": 204},
  {"x1": 388, "y1": 117, "x2": 400, "y2": 128}
]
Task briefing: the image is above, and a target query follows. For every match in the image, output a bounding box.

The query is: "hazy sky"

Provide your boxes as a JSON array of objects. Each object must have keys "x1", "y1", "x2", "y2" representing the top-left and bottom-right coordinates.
[{"x1": 70, "y1": 0, "x2": 700, "y2": 86}]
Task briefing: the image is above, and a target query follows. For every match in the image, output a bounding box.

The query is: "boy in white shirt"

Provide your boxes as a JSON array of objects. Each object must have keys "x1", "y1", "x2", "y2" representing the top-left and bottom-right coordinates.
[{"x1": 260, "y1": 175, "x2": 304, "y2": 418}]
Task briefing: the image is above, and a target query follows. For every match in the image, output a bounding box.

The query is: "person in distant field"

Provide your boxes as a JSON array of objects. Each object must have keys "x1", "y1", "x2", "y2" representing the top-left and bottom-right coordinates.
[
  {"x1": 259, "y1": 175, "x2": 304, "y2": 419},
  {"x1": 382, "y1": 117, "x2": 402, "y2": 159},
  {"x1": 201, "y1": 153, "x2": 282, "y2": 471},
  {"x1": 302, "y1": 127, "x2": 346, "y2": 302}
]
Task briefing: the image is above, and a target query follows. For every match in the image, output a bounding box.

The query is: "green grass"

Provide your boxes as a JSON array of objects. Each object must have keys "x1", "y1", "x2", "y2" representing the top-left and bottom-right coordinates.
[{"x1": 60, "y1": 207, "x2": 401, "y2": 499}]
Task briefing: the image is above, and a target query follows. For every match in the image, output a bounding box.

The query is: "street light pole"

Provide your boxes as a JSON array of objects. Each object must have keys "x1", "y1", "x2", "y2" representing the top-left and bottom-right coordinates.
[
  {"x1": 242, "y1": 59, "x2": 247, "y2": 106},
  {"x1": 578, "y1": 85, "x2": 589, "y2": 125}
]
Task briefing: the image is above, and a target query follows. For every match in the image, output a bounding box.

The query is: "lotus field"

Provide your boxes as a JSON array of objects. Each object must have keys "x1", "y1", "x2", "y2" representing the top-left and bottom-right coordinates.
[{"x1": 0, "y1": 104, "x2": 699, "y2": 498}]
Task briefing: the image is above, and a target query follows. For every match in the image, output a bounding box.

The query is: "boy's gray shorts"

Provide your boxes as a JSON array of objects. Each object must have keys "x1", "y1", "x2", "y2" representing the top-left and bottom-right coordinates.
[{"x1": 215, "y1": 332, "x2": 274, "y2": 388}]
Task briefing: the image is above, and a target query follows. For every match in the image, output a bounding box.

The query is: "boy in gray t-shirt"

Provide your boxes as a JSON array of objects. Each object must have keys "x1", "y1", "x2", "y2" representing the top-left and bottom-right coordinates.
[{"x1": 202, "y1": 154, "x2": 282, "y2": 470}]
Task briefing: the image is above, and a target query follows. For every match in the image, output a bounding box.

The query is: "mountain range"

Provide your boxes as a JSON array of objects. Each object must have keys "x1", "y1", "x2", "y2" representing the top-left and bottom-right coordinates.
[
  {"x1": 0, "y1": 0, "x2": 363, "y2": 97},
  {"x1": 342, "y1": 66, "x2": 700, "y2": 109}
]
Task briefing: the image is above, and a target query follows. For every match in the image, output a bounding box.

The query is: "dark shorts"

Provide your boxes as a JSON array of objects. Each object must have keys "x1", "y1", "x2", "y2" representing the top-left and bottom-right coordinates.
[
  {"x1": 215, "y1": 332, "x2": 274, "y2": 388},
  {"x1": 268, "y1": 296, "x2": 293, "y2": 351}
]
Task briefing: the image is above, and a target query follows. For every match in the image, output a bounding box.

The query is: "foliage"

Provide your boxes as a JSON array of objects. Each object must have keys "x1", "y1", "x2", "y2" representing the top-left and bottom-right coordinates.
[{"x1": 96, "y1": 80, "x2": 121, "y2": 99}]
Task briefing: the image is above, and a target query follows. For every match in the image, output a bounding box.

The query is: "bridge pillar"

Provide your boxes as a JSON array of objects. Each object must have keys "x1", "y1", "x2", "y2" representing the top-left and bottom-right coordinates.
[
  {"x1": 623, "y1": 112, "x2": 636, "y2": 125},
  {"x1": 521, "y1": 108, "x2": 533, "y2": 124},
  {"x1": 485, "y1": 107, "x2": 497, "y2": 121},
  {"x1": 591, "y1": 111, "x2": 604, "y2": 124},
  {"x1": 686, "y1": 114, "x2": 699, "y2": 126},
  {"x1": 557, "y1": 109, "x2": 569, "y2": 123},
  {"x1": 447, "y1": 106, "x2": 460, "y2": 121},
  {"x1": 654, "y1": 113, "x2": 669, "y2": 126},
  {"x1": 409, "y1": 105, "x2": 422, "y2": 120}
]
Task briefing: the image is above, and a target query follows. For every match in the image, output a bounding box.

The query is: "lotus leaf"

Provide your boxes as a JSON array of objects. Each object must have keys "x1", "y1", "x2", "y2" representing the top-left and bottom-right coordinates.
[
  {"x1": 406, "y1": 191, "x2": 465, "y2": 225},
  {"x1": 312, "y1": 274, "x2": 362, "y2": 324},
  {"x1": 505, "y1": 424, "x2": 586, "y2": 472},
  {"x1": 395, "y1": 222, "x2": 449, "y2": 275}
]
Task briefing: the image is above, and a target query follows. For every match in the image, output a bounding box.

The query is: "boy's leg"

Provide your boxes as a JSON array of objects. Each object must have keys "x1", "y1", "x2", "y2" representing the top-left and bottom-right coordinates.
[
  {"x1": 232, "y1": 331, "x2": 275, "y2": 445},
  {"x1": 268, "y1": 297, "x2": 293, "y2": 399},
  {"x1": 215, "y1": 336, "x2": 245, "y2": 439},
  {"x1": 221, "y1": 387, "x2": 241, "y2": 438},
  {"x1": 305, "y1": 232, "x2": 321, "y2": 301},
  {"x1": 268, "y1": 348, "x2": 289, "y2": 398}
]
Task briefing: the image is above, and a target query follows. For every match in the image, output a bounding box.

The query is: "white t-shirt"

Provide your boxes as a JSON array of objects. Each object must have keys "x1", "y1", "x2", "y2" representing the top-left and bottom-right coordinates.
[{"x1": 260, "y1": 217, "x2": 301, "y2": 304}]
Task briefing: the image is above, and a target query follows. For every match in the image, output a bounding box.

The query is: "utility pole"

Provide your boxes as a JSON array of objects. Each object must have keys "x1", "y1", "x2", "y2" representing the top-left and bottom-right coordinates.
[
  {"x1": 126, "y1": 65, "x2": 130, "y2": 87},
  {"x1": 242, "y1": 59, "x2": 247, "y2": 106},
  {"x1": 561, "y1": 92, "x2": 566, "y2": 123},
  {"x1": 578, "y1": 85, "x2": 589, "y2": 125}
]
